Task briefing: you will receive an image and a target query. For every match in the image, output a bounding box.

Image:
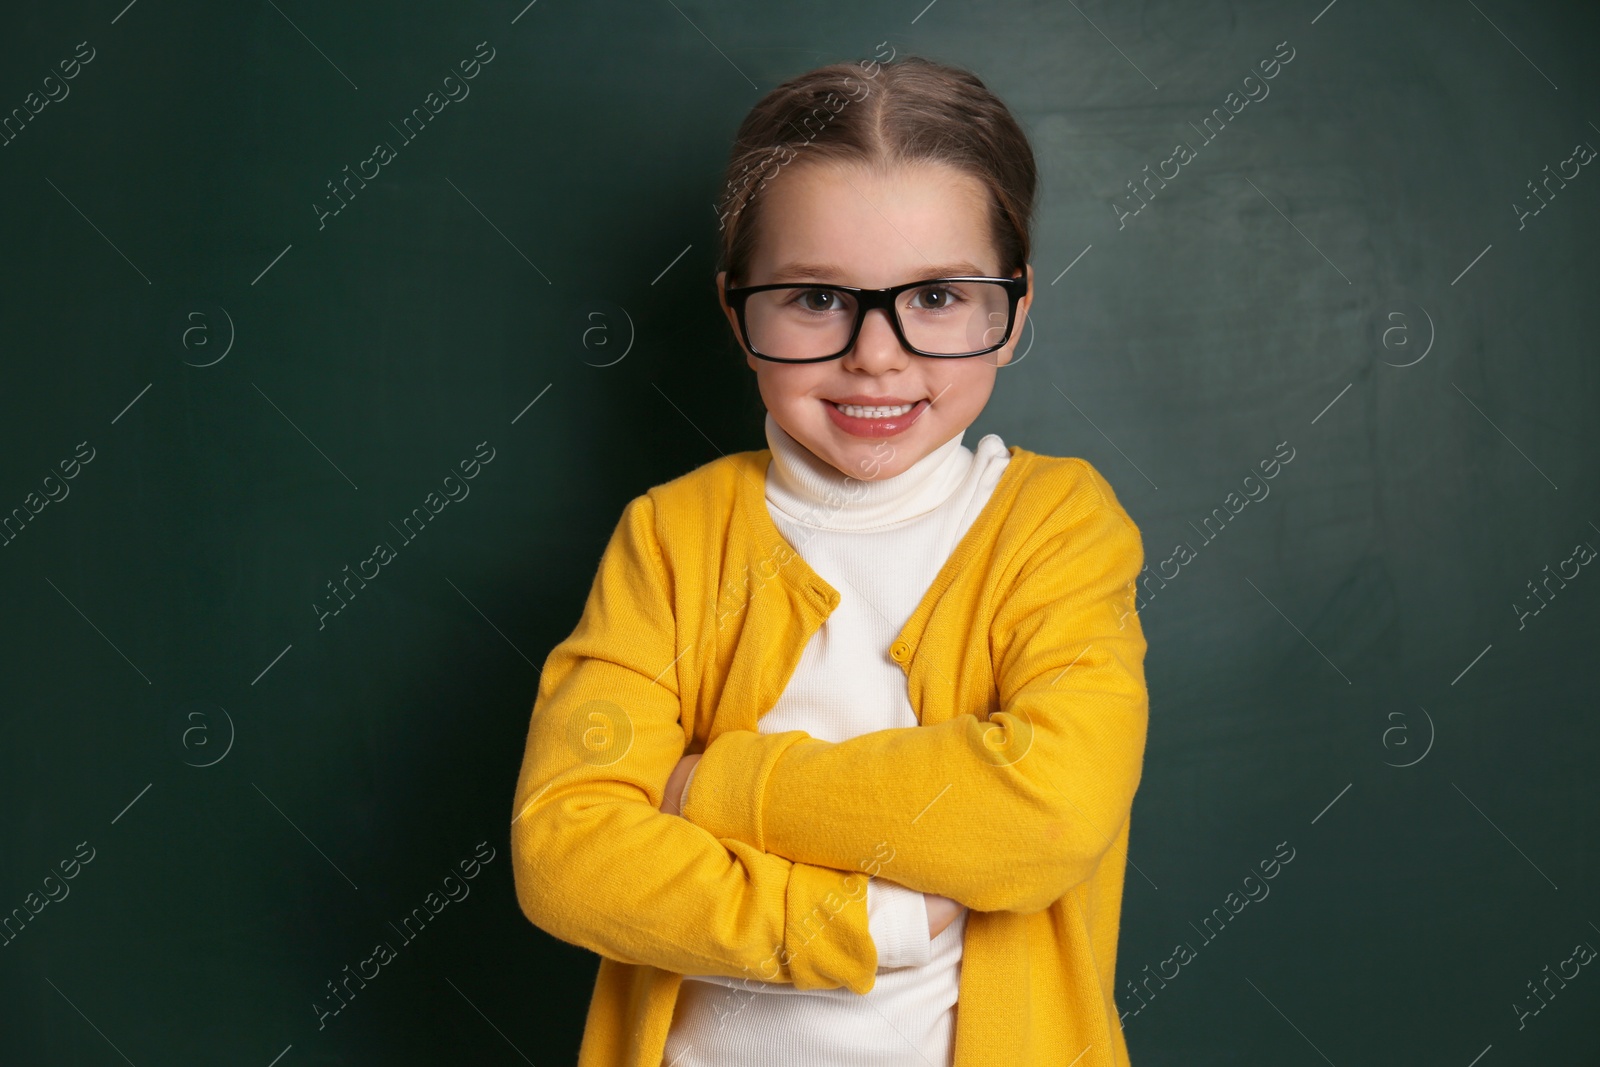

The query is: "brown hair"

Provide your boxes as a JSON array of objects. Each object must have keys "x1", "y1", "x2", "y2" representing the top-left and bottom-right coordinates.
[{"x1": 714, "y1": 54, "x2": 1038, "y2": 287}]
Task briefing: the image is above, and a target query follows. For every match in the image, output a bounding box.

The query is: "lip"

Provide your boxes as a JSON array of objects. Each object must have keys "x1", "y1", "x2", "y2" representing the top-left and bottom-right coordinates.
[
  {"x1": 823, "y1": 397, "x2": 930, "y2": 438},
  {"x1": 827, "y1": 395, "x2": 921, "y2": 405}
]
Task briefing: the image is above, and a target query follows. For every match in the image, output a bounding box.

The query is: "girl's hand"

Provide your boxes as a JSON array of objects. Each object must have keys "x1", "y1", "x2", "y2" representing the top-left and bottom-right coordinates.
[
  {"x1": 661, "y1": 753, "x2": 701, "y2": 816},
  {"x1": 925, "y1": 892, "x2": 965, "y2": 939}
]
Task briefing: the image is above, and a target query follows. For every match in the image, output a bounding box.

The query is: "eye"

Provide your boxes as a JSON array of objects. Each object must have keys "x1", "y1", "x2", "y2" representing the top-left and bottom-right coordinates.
[
  {"x1": 907, "y1": 284, "x2": 962, "y2": 311},
  {"x1": 789, "y1": 288, "x2": 846, "y2": 313}
]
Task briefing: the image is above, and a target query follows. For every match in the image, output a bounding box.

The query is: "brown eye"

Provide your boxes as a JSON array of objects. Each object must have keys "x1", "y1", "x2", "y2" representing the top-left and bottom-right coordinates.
[
  {"x1": 796, "y1": 289, "x2": 844, "y2": 312},
  {"x1": 908, "y1": 285, "x2": 959, "y2": 311}
]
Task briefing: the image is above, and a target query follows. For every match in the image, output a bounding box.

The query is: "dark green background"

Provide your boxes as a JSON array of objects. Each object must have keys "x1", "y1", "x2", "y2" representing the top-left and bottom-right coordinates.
[{"x1": 2, "y1": 1, "x2": 1596, "y2": 1063}]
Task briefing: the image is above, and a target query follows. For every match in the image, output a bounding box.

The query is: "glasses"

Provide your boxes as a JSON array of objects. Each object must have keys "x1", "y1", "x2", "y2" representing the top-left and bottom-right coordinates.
[{"x1": 723, "y1": 274, "x2": 1029, "y2": 364}]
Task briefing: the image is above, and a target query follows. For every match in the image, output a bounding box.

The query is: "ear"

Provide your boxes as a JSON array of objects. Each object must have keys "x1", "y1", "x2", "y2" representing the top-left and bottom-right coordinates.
[
  {"x1": 717, "y1": 271, "x2": 759, "y2": 369},
  {"x1": 995, "y1": 263, "x2": 1033, "y2": 368},
  {"x1": 715, "y1": 270, "x2": 739, "y2": 333},
  {"x1": 1016, "y1": 263, "x2": 1034, "y2": 321}
]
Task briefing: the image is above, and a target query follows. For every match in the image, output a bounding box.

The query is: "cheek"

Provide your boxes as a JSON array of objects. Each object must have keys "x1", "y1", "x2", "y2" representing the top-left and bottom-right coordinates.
[
  {"x1": 946, "y1": 365, "x2": 999, "y2": 406},
  {"x1": 756, "y1": 366, "x2": 825, "y2": 407},
  {"x1": 748, "y1": 371, "x2": 800, "y2": 415}
]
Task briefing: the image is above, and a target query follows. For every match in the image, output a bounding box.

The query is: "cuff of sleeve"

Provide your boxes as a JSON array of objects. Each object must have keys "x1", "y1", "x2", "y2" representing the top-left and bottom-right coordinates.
[
  {"x1": 786, "y1": 864, "x2": 876, "y2": 993},
  {"x1": 680, "y1": 729, "x2": 809, "y2": 850},
  {"x1": 866, "y1": 878, "x2": 933, "y2": 970}
]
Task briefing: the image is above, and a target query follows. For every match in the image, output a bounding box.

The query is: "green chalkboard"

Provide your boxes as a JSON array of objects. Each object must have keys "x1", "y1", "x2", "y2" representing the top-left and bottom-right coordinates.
[{"x1": 2, "y1": 1, "x2": 1596, "y2": 1064}]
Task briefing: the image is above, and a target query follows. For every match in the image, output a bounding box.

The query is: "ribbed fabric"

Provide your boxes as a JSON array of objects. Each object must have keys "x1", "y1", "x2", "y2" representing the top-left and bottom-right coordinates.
[{"x1": 662, "y1": 412, "x2": 1011, "y2": 1066}]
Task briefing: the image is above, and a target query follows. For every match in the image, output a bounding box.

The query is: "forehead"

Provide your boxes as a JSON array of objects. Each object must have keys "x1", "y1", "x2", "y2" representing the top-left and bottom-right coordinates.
[{"x1": 746, "y1": 159, "x2": 998, "y2": 284}]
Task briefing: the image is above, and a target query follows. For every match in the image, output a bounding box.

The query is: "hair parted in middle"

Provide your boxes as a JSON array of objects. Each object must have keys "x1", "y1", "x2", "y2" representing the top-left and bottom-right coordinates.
[{"x1": 713, "y1": 54, "x2": 1039, "y2": 288}]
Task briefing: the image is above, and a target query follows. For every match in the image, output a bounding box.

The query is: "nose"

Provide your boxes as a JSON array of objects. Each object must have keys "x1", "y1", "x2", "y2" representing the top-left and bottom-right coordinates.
[{"x1": 840, "y1": 306, "x2": 911, "y2": 372}]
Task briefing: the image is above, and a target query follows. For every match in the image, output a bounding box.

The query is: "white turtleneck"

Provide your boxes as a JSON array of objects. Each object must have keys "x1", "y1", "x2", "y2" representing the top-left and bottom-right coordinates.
[{"x1": 663, "y1": 411, "x2": 1011, "y2": 1067}]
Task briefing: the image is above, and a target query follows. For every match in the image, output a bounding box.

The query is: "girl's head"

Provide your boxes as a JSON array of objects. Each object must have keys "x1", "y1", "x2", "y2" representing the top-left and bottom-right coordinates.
[{"x1": 714, "y1": 55, "x2": 1038, "y2": 481}]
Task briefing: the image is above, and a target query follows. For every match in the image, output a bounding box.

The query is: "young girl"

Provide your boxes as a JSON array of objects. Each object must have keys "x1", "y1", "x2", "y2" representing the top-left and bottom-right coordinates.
[{"x1": 511, "y1": 55, "x2": 1150, "y2": 1067}]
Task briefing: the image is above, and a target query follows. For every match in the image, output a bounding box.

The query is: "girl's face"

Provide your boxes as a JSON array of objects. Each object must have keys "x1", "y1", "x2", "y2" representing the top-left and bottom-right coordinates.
[{"x1": 717, "y1": 160, "x2": 1033, "y2": 482}]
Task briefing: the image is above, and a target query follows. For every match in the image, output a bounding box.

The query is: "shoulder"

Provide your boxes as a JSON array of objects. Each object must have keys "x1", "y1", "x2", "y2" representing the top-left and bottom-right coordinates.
[
  {"x1": 619, "y1": 448, "x2": 765, "y2": 551},
  {"x1": 1001, "y1": 446, "x2": 1140, "y2": 534},
  {"x1": 988, "y1": 450, "x2": 1147, "y2": 616},
  {"x1": 644, "y1": 448, "x2": 761, "y2": 509}
]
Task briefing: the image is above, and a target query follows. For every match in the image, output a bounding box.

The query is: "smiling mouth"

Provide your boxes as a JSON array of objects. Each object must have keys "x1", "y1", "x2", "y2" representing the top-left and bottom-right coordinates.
[{"x1": 821, "y1": 398, "x2": 932, "y2": 437}]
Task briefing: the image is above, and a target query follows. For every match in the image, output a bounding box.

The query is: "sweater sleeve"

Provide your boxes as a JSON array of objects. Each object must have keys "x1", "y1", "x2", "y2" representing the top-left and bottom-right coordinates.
[
  {"x1": 681, "y1": 877, "x2": 929, "y2": 988},
  {"x1": 510, "y1": 493, "x2": 881, "y2": 994},
  {"x1": 680, "y1": 486, "x2": 1148, "y2": 916}
]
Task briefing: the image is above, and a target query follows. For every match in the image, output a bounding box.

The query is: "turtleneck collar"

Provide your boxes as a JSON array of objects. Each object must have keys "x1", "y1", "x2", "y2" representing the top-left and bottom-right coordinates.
[{"x1": 763, "y1": 410, "x2": 976, "y2": 531}]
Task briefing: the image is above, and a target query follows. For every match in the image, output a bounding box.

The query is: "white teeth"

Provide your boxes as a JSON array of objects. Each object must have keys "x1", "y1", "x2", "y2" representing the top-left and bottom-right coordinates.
[{"x1": 834, "y1": 402, "x2": 915, "y2": 418}]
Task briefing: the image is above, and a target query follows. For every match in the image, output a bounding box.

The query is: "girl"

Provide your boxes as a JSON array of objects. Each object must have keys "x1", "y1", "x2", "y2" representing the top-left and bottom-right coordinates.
[{"x1": 511, "y1": 55, "x2": 1150, "y2": 1067}]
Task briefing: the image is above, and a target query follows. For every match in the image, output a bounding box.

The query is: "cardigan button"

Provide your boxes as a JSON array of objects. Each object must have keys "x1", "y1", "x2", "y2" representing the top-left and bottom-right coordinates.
[{"x1": 889, "y1": 640, "x2": 910, "y2": 661}]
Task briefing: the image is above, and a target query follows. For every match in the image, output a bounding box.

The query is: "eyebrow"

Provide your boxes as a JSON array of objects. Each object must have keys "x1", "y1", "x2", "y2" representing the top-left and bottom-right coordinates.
[{"x1": 768, "y1": 261, "x2": 993, "y2": 283}]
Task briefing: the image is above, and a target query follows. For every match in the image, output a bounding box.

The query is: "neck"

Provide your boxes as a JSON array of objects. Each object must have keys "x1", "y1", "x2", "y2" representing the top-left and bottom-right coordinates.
[{"x1": 763, "y1": 411, "x2": 975, "y2": 531}]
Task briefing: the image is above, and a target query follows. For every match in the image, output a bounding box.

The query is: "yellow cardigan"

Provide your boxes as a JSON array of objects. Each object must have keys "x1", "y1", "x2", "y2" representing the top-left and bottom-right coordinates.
[{"x1": 510, "y1": 442, "x2": 1149, "y2": 1067}]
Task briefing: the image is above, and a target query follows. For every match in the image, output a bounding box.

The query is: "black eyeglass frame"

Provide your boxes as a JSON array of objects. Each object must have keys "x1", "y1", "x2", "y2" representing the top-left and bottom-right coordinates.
[{"x1": 722, "y1": 274, "x2": 1030, "y2": 364}]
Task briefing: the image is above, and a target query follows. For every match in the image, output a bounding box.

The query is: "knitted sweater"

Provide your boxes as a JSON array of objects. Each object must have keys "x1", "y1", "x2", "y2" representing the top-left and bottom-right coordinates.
[{"x1": 509, "y1": 420, "x2": 1150, "y2": 1067}]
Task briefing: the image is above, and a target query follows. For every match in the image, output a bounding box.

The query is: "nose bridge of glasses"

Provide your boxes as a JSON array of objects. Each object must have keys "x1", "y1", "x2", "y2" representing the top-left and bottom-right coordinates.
[
  {"x1": 845, "y1": 300, "x2": 908, "y2": 365},
  {"x1": 858, "y1": 288, "x2": 915, "y2": 346},
  {"x1": 858, "y1": 286, "x2": 920, "y2": 335}
]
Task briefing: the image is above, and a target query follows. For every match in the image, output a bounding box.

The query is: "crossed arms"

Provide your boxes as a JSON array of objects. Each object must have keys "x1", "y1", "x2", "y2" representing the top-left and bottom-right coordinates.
[{"x1": 509, "y1": 489, "x2": 1147, "y2": 992}]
